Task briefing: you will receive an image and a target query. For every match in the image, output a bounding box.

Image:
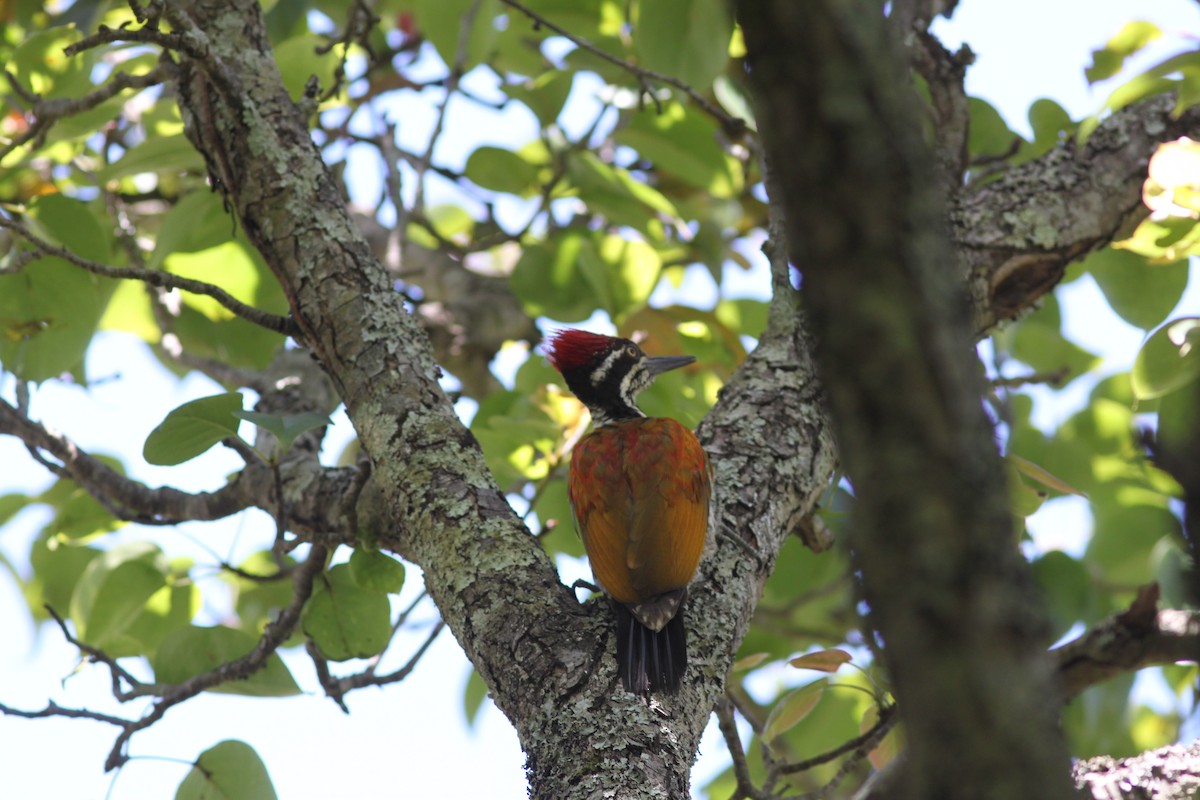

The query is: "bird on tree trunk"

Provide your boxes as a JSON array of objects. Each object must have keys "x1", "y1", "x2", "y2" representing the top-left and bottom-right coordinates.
[{"x1": 546, "y1": 329, "x2": 711, "y2": 695}]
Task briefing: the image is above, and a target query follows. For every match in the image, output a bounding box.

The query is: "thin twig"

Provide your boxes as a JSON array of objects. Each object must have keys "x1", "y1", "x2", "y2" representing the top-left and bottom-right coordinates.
[
  {"x1": 1, "y1": 63, "x2": 170, "y2": 160},
  {"x1": 0, "y1": 213, "x2": 298, "y2": 338},
  {"x1": 45, "y1": 606, "x2": 148, "y2": 700},
  {"x1": 990, "y1": 366, "x2": 1070, "y2": 390},
  {"x1": 102, "y1": 543, "x2": 328, "y2": 770},
  {"x1": 716, "y1": 697, "x2": 769, "y2": 800},
  {"x1": 779, "y1": 703, "x2": 896, "y2": 775},
  {"x1": 499, "y1": 0, "x2": 746, "y2": 136}
]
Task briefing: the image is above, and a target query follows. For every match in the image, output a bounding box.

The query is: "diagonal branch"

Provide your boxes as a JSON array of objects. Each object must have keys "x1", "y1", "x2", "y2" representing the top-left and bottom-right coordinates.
[
  {"x1": 1053, "y1": 584, "x2": 1200, "y2": 699},
  {"x1": 1, "y1": 63, "x2": 171, "y2": 161},
  {"x1": 952, "y1": 93, "x2": 1200, "y2": 331},
  {"x1": 0, "y1": 396, "x2": 253, "y2": 525},
  {"x1": 0, "y1": 213, "x2": 299, "y2": 338},
  {"x1": 101, "y1": 543, "x2": 328, "y2": 770}
]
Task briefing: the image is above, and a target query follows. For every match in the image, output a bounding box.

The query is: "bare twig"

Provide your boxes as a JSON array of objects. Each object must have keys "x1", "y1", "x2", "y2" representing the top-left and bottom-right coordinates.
[
  {"x1": 101, "y1": 543, "x2": 328, "y2": 770},
  {"x1": 412, "y1": 0, "x2": 483, "y2": 214},
  {"x1": 990, "y1": 366, "x2": 1071, "y2": 390},
  {"x1": 44, "y1": 606, "x2": 148, "y2": 700},
  {"x1": 1, "y1": 63, "x2": 170, "y2": 160},
  {"x1": 0, "y1": 213, "x2": 298, "y2": 338},
  {"x1": 0, "y1": 699, "x2": 134, "y2": 730},
  {"x1": 716, "y1": 696, "x2": 769, "y2": 800},
  {"x1": 499, "y1": 0, "x2": 746, "y2": 136},
  {"x1": 780, "y1": 703, "x2": 896, "y2": 776},
  {"x1": 63, "y1": 21, "x2": 206, "y2": 60}
]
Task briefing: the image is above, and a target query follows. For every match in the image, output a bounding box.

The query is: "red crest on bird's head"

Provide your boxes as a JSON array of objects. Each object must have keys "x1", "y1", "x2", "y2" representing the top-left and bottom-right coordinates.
[{"x1": 544, "y1": 329, "x2": 620, "y2": 373}]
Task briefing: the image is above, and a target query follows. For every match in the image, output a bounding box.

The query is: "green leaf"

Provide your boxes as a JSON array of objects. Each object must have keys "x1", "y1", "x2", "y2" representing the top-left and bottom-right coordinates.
[
  {"x1": 578, "y1": 234, "x2": 662, "y2": 321},
  {"x1": 712, "y1": 74, "x2": 757, "y2": 132},
  {"x1": 227, "y1": 551, "x2": 298, "y2": 638},
  {"x1": 48, "y1": 485, "x2": 125, "y2": 541},
  {"x1": 968, "y1": 97, "x2": 1019, "y2": 160},
  {"x1": 9, "y1": 26, "x2": 91, "y2": 101},
  {"x1": 763, "y1": 679, "x2": 827, "y2": 743},
  {"x1": 1131, "y1": 318, "x2": 1200, "y2": 399},
  {"x1": 615, "y1": 102, "x2": 742, "y2": 198},
  {"x1": 1114, "y1": 216, "x2": 1200, "y2": 262},
  {"x1": 0, "y1": 493, "x2": 31, "y2": 527},
  {"x1": 273, "y1": 33, "x2": 342, "y2": 99},
  {"x1": 153, "y1": 626, "x2": 301, "y2": 696},
  {"x1": 463, "y1": 668, "x2": 489, "y2": 729},
  {"x1": 464, "y1": 146, "x2": 542, "y2": 195},
  {"x1": 233, "y1": 410, "x2": 329, "y2": 455},
  {"x1": 510, "y1": 232, "x2": 596, "y2": 322},
  {"x1": 1031, "y1": 551, "x2": 1092, "y2": 640},
  {"x1": 348, "y1": 549, "x2": 406, "y2": 594},
  {"x1": 0, "y1": 256, "x2": 116, "y2": 382},
  {"x1": 24, "y1": 193, "x2": 110, "y2": 262},
  {"x1": 165, "y1": 242, "x2": 265, "y2": 322},
  {"x1": 69, "y1": 541, "x2": 168, "y2": 652},
  {"x1": 506, "y1": 71, "x2": 575, "y2": 128},
  {"x1": 176, "y1": 740, "x2": 278, "y2": 800},
  {"x1": 634, "y1": 0, "x2": 732, "y2": 91},
  {"x1": 1023, "y1": 98, "x2": 1074, "y2": 161},
  {"x1": 1087, "y1": 500, "x2": 1177, "y2": 586},
  {"x1": 1009, "y1": 296, "x2": 1100, "y2": 382},
  {"x1": 1083, "y1": 247, "x2": 1189, "y2": 330},
  {"x1": 124, "y1": 581, "x2": 200, "y2": 658},
  {"x1": 1008, "y1": 454, "x2": 1085, "y2": 497},
  {"x1": 1086, "y1": 21, "x2": 1162, "y2": 83},
  {"x1": 731, "y1": 652, "x2": 770, "y2": 673},
  {"x1": 1156, "y1": 382, "x2": 1200, "y2": 450},
  {"x1": 26, "y1": 533, "x2": 101, "y2": 622},
  {"x1": 96, "y1": 135, "x2": 204, "y2": 184},
  {"x1": 413, "y1": 0, "x2": 500, "y2": 72},
  {"x1": 715, "y1": 298, "x2": 769, "y2": 340},
  {"x1": 302, "y1": 564, "x2": 391, "y2": 661},
  {"x1": 566, "y1": 151, "x2": 679, "y2": 235},
  {"x1": 143, "y1": 392, "x2": 245, "y2": 466},
  {"x1": 471, "y1": 390, "x2": 561, "y2": 488},
  {"x1": 149, "y1": 191, "x2": 236, "y2": 271}
]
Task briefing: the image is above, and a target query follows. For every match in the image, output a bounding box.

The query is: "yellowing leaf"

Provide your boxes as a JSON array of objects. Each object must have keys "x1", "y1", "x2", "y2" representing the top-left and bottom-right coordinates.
[
  {"x1": 1007, "y1": 454, "x2": 1086, "y2": 497},
  {"x1": 789, "y1": 649, "x2": 852, "y2": 673},
  {"x1": 763, "y1": 679, "x2": 826, "y2": 743},
  {"x1": 731, "y1": 652, "x2": 769, "y2": 672}
]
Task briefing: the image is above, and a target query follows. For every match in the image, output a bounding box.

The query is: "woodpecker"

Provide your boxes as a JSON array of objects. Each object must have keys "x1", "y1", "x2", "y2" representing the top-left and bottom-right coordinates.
[{"x1": 546, "y1": 329, "x2": 710, "y2": 695}]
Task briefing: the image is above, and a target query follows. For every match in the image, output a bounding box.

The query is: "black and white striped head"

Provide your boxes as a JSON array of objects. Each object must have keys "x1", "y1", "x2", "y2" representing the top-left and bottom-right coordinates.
[{"x1": 545, "y1": 329, "x2": 694, "y2": 426}]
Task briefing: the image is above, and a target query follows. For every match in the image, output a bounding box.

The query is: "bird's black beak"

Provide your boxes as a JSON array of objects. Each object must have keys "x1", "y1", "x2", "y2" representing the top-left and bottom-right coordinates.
[{"x1": 645, "y1": 354, "x2": 695, "y2": 377}]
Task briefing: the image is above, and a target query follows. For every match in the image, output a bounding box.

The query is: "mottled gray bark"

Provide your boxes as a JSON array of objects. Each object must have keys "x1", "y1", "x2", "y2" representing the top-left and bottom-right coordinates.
[{"x1": 162, "y1": 2, "x2": 835, "y2": 797}]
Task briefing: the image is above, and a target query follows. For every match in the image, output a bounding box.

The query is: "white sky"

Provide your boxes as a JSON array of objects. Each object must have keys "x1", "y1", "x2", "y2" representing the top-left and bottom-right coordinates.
[{"x1": 1, "y1": 2, "x2": 1199, "y2": 798}]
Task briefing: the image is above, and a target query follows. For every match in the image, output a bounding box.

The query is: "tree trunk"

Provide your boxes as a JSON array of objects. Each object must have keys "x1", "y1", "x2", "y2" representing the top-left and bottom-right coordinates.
[{"x1": 737, "y1": 1, "x2": 1077, "y2": 798}]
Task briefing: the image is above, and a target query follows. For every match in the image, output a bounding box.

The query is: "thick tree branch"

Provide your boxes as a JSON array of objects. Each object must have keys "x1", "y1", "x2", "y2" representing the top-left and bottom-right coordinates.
[
  {"x1": 0, "y1": 396, "x2": 253, "y2": 525},
  {"x1": 952, "y1": 93, "x2": 1200, "y2": 330},
  {"x1": 1053, "y1": 584, "x2": 1200, "y2": 699},
  {"x1": 1074, "y1": 741, "x2": 1200, "y2": 800}
]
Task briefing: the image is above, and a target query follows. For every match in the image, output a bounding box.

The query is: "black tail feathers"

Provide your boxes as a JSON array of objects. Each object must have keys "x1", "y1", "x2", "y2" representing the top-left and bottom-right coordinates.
[{"x1": 614, "y1": 603, "x2": 687, "y2": 695}]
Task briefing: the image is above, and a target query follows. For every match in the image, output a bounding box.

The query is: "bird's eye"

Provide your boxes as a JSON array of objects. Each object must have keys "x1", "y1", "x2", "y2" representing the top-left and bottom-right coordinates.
[{"x1": 625, "y1": 344, "x2": 638, "y2": 358}]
